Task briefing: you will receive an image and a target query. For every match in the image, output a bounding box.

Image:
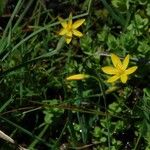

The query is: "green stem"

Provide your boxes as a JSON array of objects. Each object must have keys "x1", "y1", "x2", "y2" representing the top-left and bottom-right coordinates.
[
  {"x1": 90, "y1": 75, "x2": 111, "y2": 149},
  {"x1": 133, "y1": 133, "x2": 141, "y2": 150},
  {"x1": 28, "y1": 124, "x2": 50, "y2": 149},
  {"x1": 0, "y1": 97, "x2": 13, "y2": 113}
]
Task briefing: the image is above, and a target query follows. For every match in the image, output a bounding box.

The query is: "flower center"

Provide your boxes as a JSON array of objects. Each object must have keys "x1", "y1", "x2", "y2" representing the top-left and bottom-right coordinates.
[
  {"x1": 67, "y1": 24, "x2": 72, "y2": 31},
  {"x1": 116, "y1": 64, "x2": 125, "y2": 75}
]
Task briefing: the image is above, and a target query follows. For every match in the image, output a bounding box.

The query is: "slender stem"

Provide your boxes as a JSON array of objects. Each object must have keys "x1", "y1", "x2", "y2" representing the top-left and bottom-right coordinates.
[
  {"x1": 28, "y1": 124, "x2": 50, "y2": 149},
  {"x1": 90, "y1": 75, "x2": 111, "y2": 149},
  {"x1": 133, "y1": 133, "x2": 141, "y2": 150}
]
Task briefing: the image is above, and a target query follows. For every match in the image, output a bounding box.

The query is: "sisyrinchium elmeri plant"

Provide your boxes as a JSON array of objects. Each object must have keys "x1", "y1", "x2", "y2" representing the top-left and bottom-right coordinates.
[
  {"x1": 101, "y1": 53, "x2": 138, "y2": 83},
  {"x1": 58, "y1": 13, "x2": 85, "y2": 44},
  {"x1": 2, "y1": 0, "x2": 150, "y2": 149}
]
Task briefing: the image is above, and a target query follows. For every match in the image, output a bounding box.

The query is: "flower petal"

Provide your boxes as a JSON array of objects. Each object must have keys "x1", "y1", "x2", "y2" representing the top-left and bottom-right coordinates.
[
  {"x1": 68, "y1": 13, "x2": 72, "y2": 26},
  {"x1": 120, "y1": 74, "x2": 128, "y2": 83},
  {"x1": 123, "y1": 54, "x2": 129, "y2": 69},
  {"x1": 125, "y1": 66, "x2": 138, "y2": 75},
  {"x1": 72, "y1": 19, "x2": 85, "y2": 29},
  {"x1": 72, "y1": 30, "x2": 83, "y2": 37},
  {"x1": 58, "y1": 17, "x2": 67, "y2": 28},
  {"x1": 59, "y1": 28, "x2": 67, "y2": 35},
  {"x1": 101, "y1": 66, "x2": 118, "y2": 74},
  {"x1": 66, "y1": 31, "x2": 72, "y2": 38},
  {"x1": 66, "y1": 74, "x2": 89, "y2": 80},
  {"x1": 107, "y1": 75, "x2": 120, "y2": 83},
  {"x1": 65, "y1": 37, "x2": 72, "y2": 44},
  {"x1": 111, "y1": 53, "x2": 122, "y2": 68}
]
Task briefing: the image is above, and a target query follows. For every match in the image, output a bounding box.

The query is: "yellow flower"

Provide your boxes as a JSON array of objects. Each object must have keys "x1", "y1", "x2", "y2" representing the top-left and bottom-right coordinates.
[
  {"x1": 58, "y1": 13, "x2": 85, "y2": 44},
  {"x1": 102, "y1": 53, "x2": 138, "y2": 83},
  {"x1": 66, "y1": 74, "x2": 89, "y2": 81}
]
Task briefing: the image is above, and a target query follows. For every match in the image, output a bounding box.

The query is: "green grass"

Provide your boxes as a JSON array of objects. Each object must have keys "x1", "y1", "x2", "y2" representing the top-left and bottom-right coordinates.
[{"x1": 0, "y1": 0, "x2": 150, "y2": 149}]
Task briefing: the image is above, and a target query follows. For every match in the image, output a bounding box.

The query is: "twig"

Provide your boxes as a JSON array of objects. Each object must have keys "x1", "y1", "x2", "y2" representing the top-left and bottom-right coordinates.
[{"x1": 0, "y1": 130, "x2": 28, "y2": 150}]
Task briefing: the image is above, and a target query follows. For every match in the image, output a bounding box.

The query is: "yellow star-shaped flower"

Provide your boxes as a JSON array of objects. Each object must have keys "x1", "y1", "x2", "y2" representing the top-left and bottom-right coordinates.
[
  {"x1": 102, "y1": 53, "x2": 138, "y2": 83},
  {"x1": 58, "y1": 13, "x2": 85, "y2": 44}
]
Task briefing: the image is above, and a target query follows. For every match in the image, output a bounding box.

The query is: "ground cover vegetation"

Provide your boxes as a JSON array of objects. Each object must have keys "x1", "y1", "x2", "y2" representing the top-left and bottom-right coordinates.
[{"x1": 0, "y1": 0, "x2": 150, "y2": 149}]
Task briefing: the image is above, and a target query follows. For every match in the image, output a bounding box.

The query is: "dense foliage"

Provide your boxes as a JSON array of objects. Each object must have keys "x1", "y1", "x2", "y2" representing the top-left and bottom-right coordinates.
[{"x1": 1, "y1": 0, "x2": 150, "y2": 149}]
